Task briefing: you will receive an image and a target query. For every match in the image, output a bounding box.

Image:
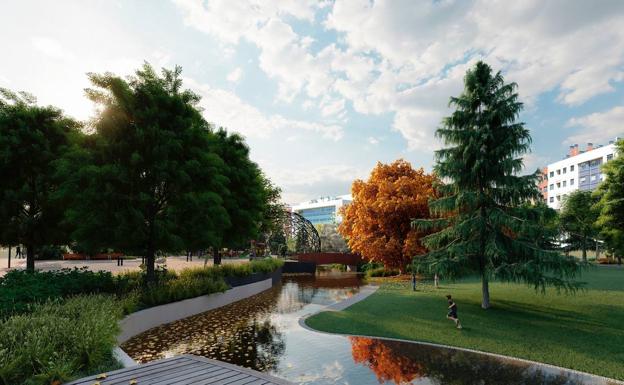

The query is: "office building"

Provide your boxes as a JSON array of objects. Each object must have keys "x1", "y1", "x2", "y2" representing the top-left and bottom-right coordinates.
[{"x1": 292, "y1": 195, "x2": 352, "y2": 225}]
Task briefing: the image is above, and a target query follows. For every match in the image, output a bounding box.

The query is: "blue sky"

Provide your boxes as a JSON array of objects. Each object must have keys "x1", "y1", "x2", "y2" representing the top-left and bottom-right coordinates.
[{"x1": 1, "y1": 0, "x2": 623, "y2": 203}]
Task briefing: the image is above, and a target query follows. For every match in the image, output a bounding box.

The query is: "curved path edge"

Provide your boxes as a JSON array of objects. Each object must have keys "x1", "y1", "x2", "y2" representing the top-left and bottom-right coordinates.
[
  {"x1": 115, "y1": 274, "x2": 279, "y2": 367},
  {"x1": 299, "y1": 285, "x2": 624, "y2": 385}
]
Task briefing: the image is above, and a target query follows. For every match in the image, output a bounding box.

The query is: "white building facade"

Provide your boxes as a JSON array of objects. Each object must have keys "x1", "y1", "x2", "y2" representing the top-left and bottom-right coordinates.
[
  {"x1": 545, "y1": 140, "x2": 619, "y2": 210},
  {"x1": 292, "y1": 195, "x2": 352, "y2": 225}
]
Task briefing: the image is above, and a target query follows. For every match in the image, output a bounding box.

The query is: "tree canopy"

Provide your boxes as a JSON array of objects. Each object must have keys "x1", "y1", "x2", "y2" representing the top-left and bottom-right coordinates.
[
  {"x1": 339, "y1": 160, "x2": 437, "y2": 271},
  {"x1": 62, "y1": 64, "x2": 231, "y2": 279},
  {"x1": 559, "y1": 190, "x2": 599, "y2": 260},
  {"x1": 594, "y1": 139, "x2": 624, "y2": 263},
  {"x1": 0, "y1": 88, "x2": 81, "y2": 271},
  {"x1": 413, "y1": 61, "x2": 581, "y2": 309}
]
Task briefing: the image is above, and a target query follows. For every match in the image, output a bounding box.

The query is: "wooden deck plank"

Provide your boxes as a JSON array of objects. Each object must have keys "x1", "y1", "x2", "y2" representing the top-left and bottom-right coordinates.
[
  {"x1": 149, "y1": 365, "x2": 225, "y2": 385},
  {"x1": 134, "y1": 362, "x2": 208, "y2": 384},
  {"x1": 66, "y1": 357, "x2": 191, "y2": 385},
  {"x1": 209, "y1": 373, "x2": 251, "y2": 385},
  {"x1": 94, "y1": 360, "x2": 200, "y2": 385},
  {"x1": 66, "y1": 354, "x2": 291, "y2": 385}
]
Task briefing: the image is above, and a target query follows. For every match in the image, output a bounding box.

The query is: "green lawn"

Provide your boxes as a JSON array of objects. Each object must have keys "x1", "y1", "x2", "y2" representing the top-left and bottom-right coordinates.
[{"x1": 306, "y1": 266, "x2": 624, "y2": 381}]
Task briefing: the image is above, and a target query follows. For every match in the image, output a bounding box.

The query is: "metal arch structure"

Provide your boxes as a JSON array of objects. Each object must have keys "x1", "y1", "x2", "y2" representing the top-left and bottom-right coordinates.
[{"x1": 280, "y1": 210, "x2": 321, "y2": 253}]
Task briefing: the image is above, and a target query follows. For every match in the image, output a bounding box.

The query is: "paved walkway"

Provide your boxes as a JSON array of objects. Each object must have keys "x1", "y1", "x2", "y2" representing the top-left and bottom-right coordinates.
[
  {"x1": 67, "y1": 354, "x2": 292, "y2": 385},
  {"x1": 0, "y1": 254, "x2": 248, "y2": 277}
]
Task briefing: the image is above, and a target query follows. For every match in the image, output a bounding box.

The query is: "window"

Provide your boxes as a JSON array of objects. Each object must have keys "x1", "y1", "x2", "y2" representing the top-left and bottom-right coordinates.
[
  {"x1": 550, "y1": 184, "x2": 554, "y2": 190},
  {"x1": 591, "y1": 175, "x2": 597, "y2": 181},
  {"x1": 550, "y1": 197, "x2": 554, "y2": 203},
  {"x1": 556, "y1": 195, "x2": 561, "y2": 201},
  {"x1": 563, "y1": 167, "x2": 567, "y2": 174},
  {"x1": 563, "y1": 180, "x2": 567, "y2": 187},
  {"x1": 580, "y1": 177, "x2": 586, "y2": 183},
  {"x1": 607, "y1": 154, "x2": 613, "y2": 161},
  {"x1": 571, "y1": 165, "x2": 575, "y2": 172},
  {"x1": 550, "y1": 171, "x2": 554, "y2": 177},
  {"x1": 570, "y1": 178, "x2": 574, "y2": 185},
  {"x1": 557, "y1": 169, "x2": 561, "y2": 175},
  {"x1": 557, "y1": 182, "x2": 561, "y2": 188}
]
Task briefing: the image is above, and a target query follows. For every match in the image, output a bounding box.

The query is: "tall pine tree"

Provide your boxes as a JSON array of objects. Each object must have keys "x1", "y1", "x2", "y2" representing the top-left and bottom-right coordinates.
[{"x1": 413, "y1": 61, "x2": 581, "y2": 309}]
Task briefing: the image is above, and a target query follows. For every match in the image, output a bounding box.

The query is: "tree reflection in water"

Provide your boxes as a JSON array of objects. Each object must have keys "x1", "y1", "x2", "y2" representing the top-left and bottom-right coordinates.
[
  {"x1": 121, "y1": 274, "x2": 363, "y2": 372},
  {"x1": 350, "y1": 337, "x2": 588, "y2": 385},
  {"x1": 121, "y1": 285, "x2": 287, "y2": 372}
]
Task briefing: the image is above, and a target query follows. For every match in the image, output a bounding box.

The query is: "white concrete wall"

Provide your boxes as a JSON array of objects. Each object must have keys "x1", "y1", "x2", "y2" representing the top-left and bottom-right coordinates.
[
  {"x1": 117, "y1": 277, "x2": 273, "y2": 343},
  {"x1": 546, "y1": 143, "x2": 618, "y2": 209}
]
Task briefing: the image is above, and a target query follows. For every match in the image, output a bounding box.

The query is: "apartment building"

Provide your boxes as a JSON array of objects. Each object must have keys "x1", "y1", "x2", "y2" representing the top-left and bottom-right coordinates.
[{"x1": 544, "y1": 140, "x2": 619, "y2": 210}]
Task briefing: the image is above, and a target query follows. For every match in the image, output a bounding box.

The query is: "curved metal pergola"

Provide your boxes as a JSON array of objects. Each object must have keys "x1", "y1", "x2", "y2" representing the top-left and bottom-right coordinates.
[{"x1": 277, "y1": 210, "x2": 321, "y2": 253}]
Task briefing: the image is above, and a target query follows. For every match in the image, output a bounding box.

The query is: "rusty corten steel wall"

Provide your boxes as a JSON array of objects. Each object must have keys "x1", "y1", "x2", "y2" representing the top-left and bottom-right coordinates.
[{"x1": 294, "y1": 252, "x2": 362, "y2": 265}]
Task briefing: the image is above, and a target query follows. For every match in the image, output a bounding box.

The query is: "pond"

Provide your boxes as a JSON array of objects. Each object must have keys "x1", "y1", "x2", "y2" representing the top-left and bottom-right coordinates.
[{"x1": 121, "y1": 273, "x2": 611, "y2": 385}]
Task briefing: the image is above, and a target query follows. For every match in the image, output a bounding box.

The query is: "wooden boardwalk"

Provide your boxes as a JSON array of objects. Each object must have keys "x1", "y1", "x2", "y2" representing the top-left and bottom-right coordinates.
[{"x1": 66, "y1": 355, "x2": 293, "y2": 385}]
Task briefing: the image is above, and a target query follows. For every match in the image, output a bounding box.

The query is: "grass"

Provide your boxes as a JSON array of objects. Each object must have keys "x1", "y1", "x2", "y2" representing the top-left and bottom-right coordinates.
[{"x1": 306, "y1": 266, "x2": 624, "y2": 381}]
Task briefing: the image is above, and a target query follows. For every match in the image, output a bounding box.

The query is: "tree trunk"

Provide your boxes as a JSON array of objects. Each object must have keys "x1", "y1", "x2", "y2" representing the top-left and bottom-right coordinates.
[
  {"x1": 582, "y1": 238, "x2": 587, "y2": 262},
  {"x1": 7, "y1": 246, "x2": 11, "y2": 269},
  {"x1": 213, "y1": 247, "x2": 221, "y2": 266},
  {"x1": 145, "y1": 245, "x2": 155, "y2": 282},
  {"x1": 434, "y1": 273, "x2": 439, "y2": 288},
  {"x1": 481, "y1": 277, "x2": 490, "y2": 309},
  {"x1": 145, "y1": 221, "x2": 156, "y2": 281},
  {"x1": 26, "y1": 244, "x2": 35, "y2": 272}
]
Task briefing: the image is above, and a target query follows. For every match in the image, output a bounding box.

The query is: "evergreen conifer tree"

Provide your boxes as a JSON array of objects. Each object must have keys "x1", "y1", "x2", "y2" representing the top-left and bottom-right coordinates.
[{"x1": 413, "y1": 61, "x2": 581, "y2": 309}]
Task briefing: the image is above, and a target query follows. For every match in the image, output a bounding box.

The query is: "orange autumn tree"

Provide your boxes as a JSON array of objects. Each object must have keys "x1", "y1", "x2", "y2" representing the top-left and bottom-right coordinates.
[
  {"x1": 339, "y1": 160, "x2": 437, "y2": 271},
  {"x1": 350, "y1": 337, "x2": 424, "y2": 383}
]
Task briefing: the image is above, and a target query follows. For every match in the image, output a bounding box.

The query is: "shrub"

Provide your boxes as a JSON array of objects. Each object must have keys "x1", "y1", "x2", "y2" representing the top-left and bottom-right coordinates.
[
  {"x1": 0, "y1": 295, "x2": 122, "y2": 385},
  {"x1": 366, "y1": 267, "x2": 400, "y2": 278},
  {"x1": 138, "y1": 275, "x2": 228, "y2": 308},
  {"x1": 0, "y1": 268, "x2": 117, "y2": 318},
  {"x1": 249, "y1": 258, "x2": 284, "y2": 274}
]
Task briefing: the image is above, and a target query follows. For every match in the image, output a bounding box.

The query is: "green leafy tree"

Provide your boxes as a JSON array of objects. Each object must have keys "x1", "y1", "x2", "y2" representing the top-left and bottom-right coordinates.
[
  {"x1": 62, "y1": 64, "x2": 229, "y2": 280},
  {"x1": 210, "y1": 128, "x2": 266, "y2": 264},
  {"x1": 594, "y1": 140, "x2": 624, "y2": 264},
  {"x1": 559, "y1": 190, "x2": 599, "y2": 261},
  {"x1": 413, "y1": 61, "x2": 581, "y2": 309},
  {"x1": 0, "y1": 88, "x2": 80, "y2": 271}
]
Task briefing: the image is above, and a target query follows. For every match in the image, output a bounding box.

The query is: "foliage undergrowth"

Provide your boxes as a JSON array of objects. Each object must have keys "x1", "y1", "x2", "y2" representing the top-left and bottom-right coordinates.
[
  {"x1": 0, "y1": 295, "x2": 122, "y2": 385},
  {"x1": 0, "y1": 258, "x2": 284, "y2": 317}
]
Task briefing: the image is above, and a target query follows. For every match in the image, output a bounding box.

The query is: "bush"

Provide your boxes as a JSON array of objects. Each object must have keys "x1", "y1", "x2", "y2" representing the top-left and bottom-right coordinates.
[
  {"x1": 0, "y1": 295, "x2": 122, "y2": 385},
  {"x1": 366, "y1": 267, "x2": 400, "y2": 278},
  {"x1": 0, "y1": 268, "x2": 117, "y2": 318},
  {"x1": 0, "y1": 259, "x2": 285, "y2": 318},
  {"x1": 249, "y1": 258, "x2": 284, "y2": 274},
  {"x1": 138, "y1": 276, "x2": 228, "y2": 308}
]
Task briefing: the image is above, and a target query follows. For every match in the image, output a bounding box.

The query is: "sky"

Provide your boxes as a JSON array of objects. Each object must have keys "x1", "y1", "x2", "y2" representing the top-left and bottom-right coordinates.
[{"x1": 1, "y1": 0, "x2": 624, "y2": 204}]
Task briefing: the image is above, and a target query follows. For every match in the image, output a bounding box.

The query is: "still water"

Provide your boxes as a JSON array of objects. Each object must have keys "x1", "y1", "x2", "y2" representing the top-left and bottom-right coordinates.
[{"x1": 122, "y1": 273, "x2": 610, "y2": 385}]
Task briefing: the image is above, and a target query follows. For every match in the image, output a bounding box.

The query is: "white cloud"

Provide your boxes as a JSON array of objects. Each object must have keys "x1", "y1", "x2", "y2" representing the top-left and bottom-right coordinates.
[
  {"x1": 226, "y1": 67, "x2": 243, "y2": 83},
  {"x1": 266, "y1": 163, "x2": 365, "y2": 204},
  {"x1": 367, "y1": 136, "x2": 379, "y2": 145},
  {"x1": 31, "y1": 36, "x2": 73, "y2": 60},
  {"x1": 186, "y1": 77, "x2": 343, "y2": 141},
  {"x1": 566, "y1": 106, "x2": 624, "y2": 145},
  {"x1": 174, "y1": 0, "x2": 624, "y2": 152}
]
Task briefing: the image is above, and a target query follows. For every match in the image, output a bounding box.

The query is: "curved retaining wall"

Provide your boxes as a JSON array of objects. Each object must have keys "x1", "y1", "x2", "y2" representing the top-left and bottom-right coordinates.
[{"x1": 118, "y1": 269, "x2": 281, "y2": 344}]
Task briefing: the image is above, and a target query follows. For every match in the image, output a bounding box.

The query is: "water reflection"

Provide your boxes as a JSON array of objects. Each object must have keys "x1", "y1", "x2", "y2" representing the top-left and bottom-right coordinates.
[
  {"x1": 350, "y1": 337, "x2": 590, "y2": 385},
  {"x1": 122, "y1": 273, "x2": 611, "y2": 385},
  {"x1": 121, "y1": 273, "x2": 362, "y2": 372}
]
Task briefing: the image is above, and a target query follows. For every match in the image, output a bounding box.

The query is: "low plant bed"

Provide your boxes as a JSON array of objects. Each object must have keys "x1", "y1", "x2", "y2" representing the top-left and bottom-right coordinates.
[{"x1": 0, "y1": 295, "x2": 123, "y2": 385}]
